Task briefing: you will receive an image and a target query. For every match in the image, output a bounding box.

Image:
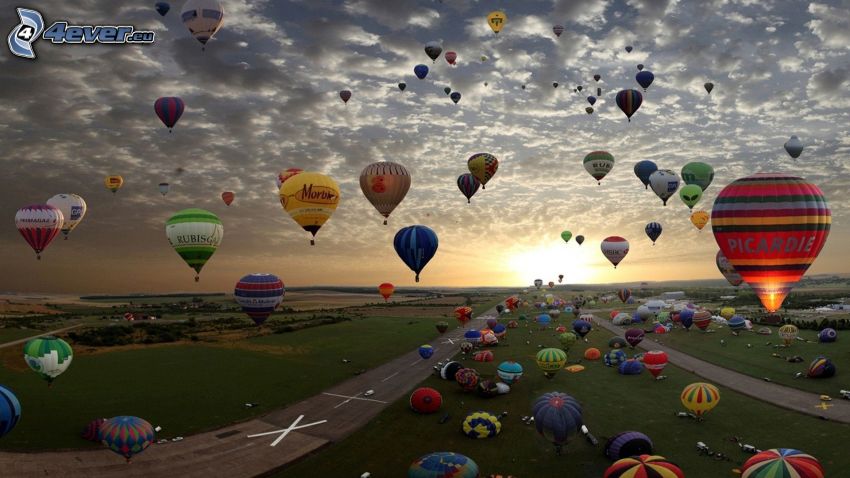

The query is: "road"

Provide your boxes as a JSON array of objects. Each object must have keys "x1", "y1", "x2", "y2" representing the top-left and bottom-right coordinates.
[
  {"x1": 0, "y1": 304, "x2": 500, "y2": 477},
  {"x1": 0, "y1": 324, "x2": 83, "y2": 349}
]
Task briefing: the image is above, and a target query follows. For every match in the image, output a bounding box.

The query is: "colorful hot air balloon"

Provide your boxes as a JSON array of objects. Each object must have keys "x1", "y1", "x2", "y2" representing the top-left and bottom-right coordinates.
[
  {"x1": 15, "y1": 205, "x2": 63, "y2": 259},
  {"x1": 462, "y1": 411, "x2": 501, "y2": 439},
  {"x1": 360, "y1": 162, "x2": 410, "y2": 225},
  {"x1": 681, "y1": 382, "x2": 720, "y2": 418},
  {"x1": 424, "y1": 41, "x2": 442, "y2": 62},
  {"x1": 436, "y1": 321, "x2": 449, "y2": 333},
  {"x1": 408, "y1": 452, "x2": 479, "y2": 478},
  {"x1": 818, "y1": 328, "x2": 837, "y2": 343},
  {"x1": 444, "y1": 51, "x2": 457, "y2": 65},
  {"x1": 601, "y1": 236, "x2": 629, "y2": 268},
  {"x1": 679, "y1": 184, "x2": 702, "y2": 210},
  {"x1": 165, "y1": 208, "x2": 223, "y2": 281},
  {"x1": 704, "y1": 82, "x2": 714, "y2": 94},
  {"x1": 276, "y1": 168, "x2": 303, "y2": 188},
  {"x1": 378, "y1": 282, "x2": 394, "y2": 301},
  {"x1": 532, "y1": 392, "x2": 583, "y2": 454},
  {"x1": 617, "y1": 288, "x2": 631, "y2": 303},
  {"x1": 100, "y1": 416, "x2": 155, "y2": 463},
  {"x1": 536, "y1": 348, "x2": 567, "y2": 378},
  {"x1": 779, "y1": 324, "x2": 799, "y2": 346},
  {"x1": 410, "y1": 387, "x2": 442, "y2": 414},
  {"x1": 604, "y1": 455, "x2": 684, "y2": 478},
  {"x1": 635, "y1": 71, "x2": 654, "y2": 91},
  {"x1": 158, "y1": 182, "x2": 170, "y2": 196},
  {"x1": 234, "y1": 273, "x2": 284, "y2": 326},
  {"x1": 457, "y1": 174, "x2": 481, "y2": 204},
  {"x1": 279, "y1": 172, "x2": 340, "y2": 245},
  {"x1": 807, "y1": 356, "x2": 835, "y2": 378},
  {"x1": 681, "y1": 162, "x2": 714, "y2": 191},
  {"x1": 155, "y1": 2, "x2": 170, "y2": 16},
  {"x1": 712, "y1": 173, "x2": 830, "y2": 313},
  {"x1": 633, "y1": 160, "x2": 658, "y2": 190},
  {"x1": 23, "y1": 336, "x2": 73, "y2": 385},
  {"x1": 486, "y1": 11, "x2": 506, "y2": 34},
  {"x1": 180, "y1": 0, "x2": 223, "y2": 49},
  {"x1": 450, "y1": 92, "x2": 461, "y2": 104},
  {"x1": 716, "y1": 250, "x2": 744, "y2": 287},
  {"x1": 339, "y1": 90, "x2": 352, "y2": 104},
  {"x1": 455, "y1": 367, "x2": 480, "y2": 391},
  {"x1": 649, "y1": 169, "x2": 680, "y2": 206},
  {"x1": 690, "y1": 211, "x2": 709, "y2": 231},
  {"x1": 0, "y1": 385, "x2": 21, "y2": 439},
  {"x1": 784, "y1": 136, "x2": 803, "y2": 159},
  {"x1": 104, "y1": 175, "x2": 124, "y2": 193},
  {"x1": 154, "y1": 97, "x2": 185, "y2": 132},
  {"x1": 414, "y1": 64, "x2": 429, "y2": 80},
  {"x1": 605, "y1": 432, "x2": 654, "y2": 461},
  {"x1": 576, "y1": 235, "x2": 585, "y2": 245},
  {"x1": 643, "y1": 350, "x2": 668, "y2": 378},
  {"x1": 586, "y1": 107, "x2": 594, "y2": 114},
  {"x1": 583, "y1": 151, "x2": 615, "y2": 185},
  {"x1": 496, "y1": 361, "x2": 523, "y2": 384},
  {"x1": 394, "y1": 225, "x2": 438, "y2": 282},
  {"x1": 644, "y1": 222, "x2": 662, "y2": 245},
  {"x1": 741, "y1": 448, "x2": 823, "y2": 478},
  {"x1": 45, "y1": 194, "x2": 86, "y2": 240},
  {"x1": 467, "y1": 153, "x2": 499, "y2": 189},
  {"x1": 221, "y1": 191, "x2": 234, "y2": 206},
  {"x1": 455, "y1": 306, "x2": 473, "y2": 326},
  {"x1": 419, "y1": 344, "x2": 435, "y2": 359},
  {"x1": 616, "y1": 89, "x2": 642, "y2": 121}
]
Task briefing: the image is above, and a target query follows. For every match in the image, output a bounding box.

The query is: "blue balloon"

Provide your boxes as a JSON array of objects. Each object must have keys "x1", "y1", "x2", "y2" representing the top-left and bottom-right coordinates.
[
  {"x1": 634, "y1": 160, "x2": 658, "y2": 189},
  {"x1": 536, "y1": 314, "x2": 551, "y2": 326},
  {"x1": 679, "y1": 309, "x2": 694, "y2": 329},
  {"x1": 414, "y1": 64, "x2": 429, "y2": 80},
  {"x1": 532, "y1": 392, "x2": 583, "y2": 451},
  {"x1": 0, "y1": 385, "x2": 21, "y2": 438},
  {"x1": 155, "y1": 2, "x2": 170, "y2": 16},
  {"x1": 464, "y1": 330, "x2": 482, "y2": 344},
  {"x1": 572, "y1": 319, "x2": 591, "y2": 338},
  {"x1": 819, "y1": 328, "x2": 838, "y2": 343},
  {"x1": 394, "y1": 225, "x2": 438, "y2": 282},
  {"x1": 493, "y1": 323, "x2": 506, "y2": 334},
  {"x1": 644, "y1": 222, "x2": 662, "y2": 245},
  {"x1": 636, "y1": 70, "x2": 654, "y2": 90},
  {"x1": 419, "y1": 345, "x2": 435, "y2": 359},
  {"x1": 586, "y1": 95, "x2": 596, "y2": 106},
  {"x1": 728, "y1": 315, "x2": 746, "y2": 331},
  {"x1": 618, "y1": 359, "x2": 644, "y2": 375},
  {"x1": 604, "y1": 349, "x2": 627, "y2": 367},
  {"x1": 450, "y1": 92, "x2": 461, "y2": 104}
]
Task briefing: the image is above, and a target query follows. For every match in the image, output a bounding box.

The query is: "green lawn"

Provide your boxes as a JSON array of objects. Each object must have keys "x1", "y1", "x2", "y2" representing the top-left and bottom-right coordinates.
[
  {"x1": 0, "y1": 328, "x2": 43, "y2": 344},
  {"x1": 282, "y1": 298, "x2": 849, "y2": 478}
]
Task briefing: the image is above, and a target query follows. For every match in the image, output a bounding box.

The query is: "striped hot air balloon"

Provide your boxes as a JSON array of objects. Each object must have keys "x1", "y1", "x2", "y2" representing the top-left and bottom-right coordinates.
[
  {"x1": 467, "y1": 153, "x2": 499, "y2": 189},
  {"x1": 601, "y1": 236, "x2": 629, "y2": 268},
  {"x1": 0, "y1": 385, "x2": 21, "y2": 439},
  {"x1": 462, "y1": 411, "x2": 501, "y2": 439},
  {"x1": 681, "y1": 382, "x2": 720, "y2": 417},
  {"x1": 15, "y1": 204, "x2": 64, "y2": 259},
  {"x1": 712, "y1": 173, "x2": 830, "y2": 313},
  {"x1": 741, "y1": 448, "x2": 823, "y2": 478},
  {"x1": 154, "y1": 97, "x2": 185, "y2": 132},
  {"x1": 604, "y1": 455, "x2": 684, "y2": 478},
  {"x1": 583, "y1": 151, "x2": 615, "y2": 185},
  {"x1": 23, "y1": 336, "x2": 73, "y2": 385},
  {"x1": 360, "y1": 162, "x2": 411, "y2": 225},
  {"x1": 394, "y1": 225, "x2": 438, "y2": 282},
  {"x1": 457, "y1": 173, "x2": 481, "y2": 204},
  {"x1": 165, "y1": 208, "x2": 223, "y2": 281},
  {"x1": 408, "y1": 452, "x2": 479, "y2": 478},
  {"x1": 615, "y1": 89, "x2": 643, "y2": 121},
  {"x1": 234, "y1": 273, "x2": 284, "y2": 326},
  {"x1": 454, "y1": 306, "x2": 472, "y2": 326},
  {"x1": 100, "y1": 416, "x2": 155, "y2": 463},
  {"x1": 536, "y1": 348, "x2": 567, "y2": 378}
]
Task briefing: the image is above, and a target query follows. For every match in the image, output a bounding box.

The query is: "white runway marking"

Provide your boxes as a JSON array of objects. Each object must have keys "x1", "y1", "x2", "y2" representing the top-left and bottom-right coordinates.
[
  {"x1": 323, "y1": 392, "x2": 388, "y2": 409},
  {"x1": 380, "y1": 371, "x2": 399, "y2": 382},
  {"x1": 247, "y1": 415, "x2": 328, "y2": 447},
  {"x1": 409, "y1": 358, "x2": 422, "y2": 366}
]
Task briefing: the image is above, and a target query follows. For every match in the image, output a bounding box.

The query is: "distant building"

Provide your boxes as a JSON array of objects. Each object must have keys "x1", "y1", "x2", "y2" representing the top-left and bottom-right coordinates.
[
  {"x1": 661, "y1": 291, "x2": 685, "y2": 300},
  {"x1": 830, "y1": 304, "x2": 850, "y2": 311}
]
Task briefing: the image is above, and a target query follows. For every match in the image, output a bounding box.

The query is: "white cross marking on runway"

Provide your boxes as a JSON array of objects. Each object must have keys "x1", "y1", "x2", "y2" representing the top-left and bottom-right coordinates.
[
  {"x1": 441, "y1": 338, "x2": 456, "y2": 345},
  {"x1": 323, "y1": 392, "x2": 388, "y2": 408},
  {"x1": 246, "y1": 415, "x2": 328, "y2": 447}
]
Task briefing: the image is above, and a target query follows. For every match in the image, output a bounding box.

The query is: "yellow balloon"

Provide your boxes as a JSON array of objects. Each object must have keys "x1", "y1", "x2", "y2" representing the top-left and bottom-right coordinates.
[
  {"x1": 104, "y1": 175, "x2": 124, "y2": 194},
  {"x1": 681, "y1": 382, "x2": 720, "y2": 417},
  {"x1": 487, "y1": 11, "x2": 506, "y2": 34},
  {"x1": 720, "y1": 307, "x2": 735, "y2": 320},
  {"x1": 690, "y1": 210, "x2": 709, "y2": 230},
  {"x1": 278, "y1": 172, "x2": 340, "y2": 245}
]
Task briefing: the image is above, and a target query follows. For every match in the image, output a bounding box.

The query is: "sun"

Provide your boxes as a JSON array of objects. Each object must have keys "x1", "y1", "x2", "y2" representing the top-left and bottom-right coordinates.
[{"x1": 507, "y1": 245, "x2": 602, "y2": 286}]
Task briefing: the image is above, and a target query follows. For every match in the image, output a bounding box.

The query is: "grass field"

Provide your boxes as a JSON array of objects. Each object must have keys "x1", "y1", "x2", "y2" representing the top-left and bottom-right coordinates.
[
  {"x1": 0, "y1": 294, "x2": 502, "y2": 451},
  {"x1": 282, "y1": 297, "x2": 849, "y2": 478}
]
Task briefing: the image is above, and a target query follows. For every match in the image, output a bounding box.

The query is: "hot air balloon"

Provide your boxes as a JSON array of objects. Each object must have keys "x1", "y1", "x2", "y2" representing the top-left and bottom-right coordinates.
[
  {"x1": 552, "y1": 24, "x2": 565, "y2": 37},
  {"x1": 536, "y1": 348, "x2": 567, "y2": 378},
  {"x1": 625, "y1": 45, "x2": 633, "y2": 52},
  {"x1": 487, "y1": 11, "x2": 506, "y2": 34},
  {"x1": 625, "y1": 328, "x2": 644, "y2": 348},
  {"x1": 158, "y1": 182, "x2": 170, "y2": 196},
  {"x1": 532, "y1": 392, "x2": 583, "y2": 454},
  {"x1": 690, "y1": 211, "x2": 709, "y2": 230},
  {"x1": 694, "y1": 310, "x2": 712, "y2": 331},
  {"x1": 778, "y1": 324, "x2": 798, "y2": 346},
  {"x1": 635, "y1": 71, "x2": 654, "y2": 91},
  {"x1": 784, "y1": 135, "x2": 803, "y2": 158},
  {"x1": 681, "y1": 382, "x2": 720, "y2": 418},
  {"x1": 394, "y1": 225, "x2": 438, "y2": 282},
  {"x1": 100, "y1": 416, "x2": 155, "y2": 463},
  {"x1": 15, "y1": 205, "x2": 63, "y2": 259},
  {"x1": 436, "y1": 321, "x2": 449, "y2": 333},
  {"x1": 360, "y1": 162, "x2": 410, "y2": 225},
  {"x1": 583, "y1": 151, "x2": 614, "y2": 185},
  {"x1": 234, "y1": 273, "x2": 284, "y2": 326},
  {"x1": 443, "y1": 87, "x2": 452, "y2": 95},
  {"x1": 180, "y1": 0, "x2": 223, "y2": 49},
  {"x1": 728, "y1": 315, "x2": 746, "y2": 331},
  {"x1": 534, "y1": 279, "x2": 543, "y2": 289},
  {"x1": 419, "y1": 344, "x2": 435, "y2": 360},
  {"x1": 558, "y1": 332, "x2": 577, "y2": 351},
  {"x1": 45, "y1": 194, "x2": 86, "y2": 240},
  {"x1": 339, "y1": 90, "x2": 351, "y2": 104},
  {"x1": 586, "y1": 96, "x2": 597, "y2": 106},
  {"x1": 558, "y1": 274, "x2": 564, "y2": 283},
  {"x1": 712, "y1": 173, "x2": 830, "y2": 313},
  {"x1": 154, "y1": 97, "x2": 184, "y2": 132},
  {"x1": 615, "y1": 89, "x2": 643, "y2": 122},
  {"x1": 576, "y1": 235, "x2": 585, "y2": 245},
  {"x1": 457, "y1": 174, "x2": 482, "y2": 204},
  {"x1": 643, "y1": 350, "x2": 668, "y2": 378},
  {"x1": 104, "y1": 175, "x2": 124, "y2": 194},
  {"x1": 644, "y1": 222, "x2": 662, "y2": 245},
  {"x1": 0, "y1": 385, "x2": 21, "y2": 439},
  {"x1": 560, "y1": 231, "x2": 573, "y2": 244},
  {"x1": 584, "y1": 348, "x2": 601, "y2": 360},
  {"x1": 604, "y1": 455, "x2": 684, "y2": 478},
  {"x1": 398, "y1": 82, "x2": 407, "y2": 92},
  {"x1": 604, "y1": 349, "x2": 627, "y2": 367},
  {"x1": 424, "y1": 41, "x2": 442, "y2": 62},
  {"x1": 414, "y1": 64, "x2": 429, "y2": 80},
  {"x1": 276, "y1": 168, "x2": 303, "y2": 188},
  {"x1": 408, "y1": 452, "x2": 479, "y2": 478},
  {"x1": 279, "y1": 172, "x2": 340, "y2": 245},
  {"x1": 633, "y1": 160, "x2": 657, "y2": 190},
  {"x1": 445, "y1": 51, "x2": 457, "y2": 65},
  {"x1": 605, "y1": 432, "x2": 654, "y2": 461},
  {"x1": 704, "y1": 82, "x2": 714, "y2": 94},
  {"x1": 720, "y1": 307, "x2": 736, "y2": 320},
  {"x1": 547, "y1": 281, "x2": 555, "y2": 289},
  {"x1": 716, "y1": 250, "x2": 744, "y2": 287},
  {"x1": 609, "y1": 336, "x2": 628, "y2": 349},
  {"x1": 577, "y1": 85, "x2": 583, "y2": 92},
  {"x1": 455, "y1": 367, "x2": 480, "y2": 391},
  {"x1": 601, "y1": 236, "x2": 629, "y2": 268},
  {"x1": 679, "y1": 184, "x2": 703, "y2": 211},
  {"x1": 649, "y1": 169, "x2": 680, "y2": 206},
  {"x1": 165, "y1": 208, "x2": 223, "y2": 281},
  {"x1": 496, "y1": 361, "x2": 523, "y2": 384},
  {"x1": 480, "y1": 55, "x2": 488, "y2": 62},
  {"x1": 450, "y1": 92, "x2": 461, "y2": 104},
  {"x1": 467, "y1": 153, "x2": 499, "y2": 189},
  {"x1": 617, "y1": 288, "x2": 631, "y2": 303},
  {"x1": 573, "y1": 319, "x2": 592, "y2": 338},
  {"x1": 221, "y1": 191, "x2": 234, "y2": 206},
  {"x1": 82, "y1": 418, "x2": 106, "y2": 441},
  {"x1": 681, "y1": 162, "x2": 714, "y2": 191},
  {"x1": 807, "y1": 356, "x2": 835, "y2": 378},
  {"x1": 410, "y1": 387, "x2": 442, "y2": 414},
  {"x1": 462, "y1": 411, "x2": 501, "y2": 439},
  {"x1": 553, "y1": 82, "x2": 559, "y2": 88},
  {"x1": 23, "y1": 336, "x2": 72, "y2": 386},
  {"x1": 741, "y1": 448, "x2": 823, "y2": 478},
  {"x1": 155, "y1": 2, "x2": 170, "y2": 16},
  {"x1": 637, "y1": 63, "x2": 644, "y2": 71},
  {"x1": 593, "y1": 74, "x2": 601, "y2": 82},
  {"x1": 818, "y1": 328, "x2": 837, "y2": 343},
  {"x1": 378, "y1": 282, "x2": 394, "y2": 301}
]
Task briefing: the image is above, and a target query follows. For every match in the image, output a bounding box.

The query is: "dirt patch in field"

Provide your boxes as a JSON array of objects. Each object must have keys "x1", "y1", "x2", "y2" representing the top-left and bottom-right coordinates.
[{"x1": 0, "y1": 300, "x2": 62, "y2": 316}]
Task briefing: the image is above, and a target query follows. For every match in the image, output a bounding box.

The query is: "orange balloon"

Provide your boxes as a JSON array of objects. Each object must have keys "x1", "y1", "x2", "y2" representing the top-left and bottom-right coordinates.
[
  {"x1": 221, "y1": 191, "x2": 234, "y2": 206},
  {"x1": 378, "y1": 282, "x2": 394, "y2": 302}
]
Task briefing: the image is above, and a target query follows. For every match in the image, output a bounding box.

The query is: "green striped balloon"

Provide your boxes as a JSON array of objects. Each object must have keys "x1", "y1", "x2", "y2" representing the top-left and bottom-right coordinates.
[
  {"x1": 536, "y1": 347, "x2": 567, "y2": 374},
  {"x1": 23, "y1": 336, "x2": 73, "y2": 385},
  {"x1": 165, "y1": 209, "x2": 223, "y2": 281}
]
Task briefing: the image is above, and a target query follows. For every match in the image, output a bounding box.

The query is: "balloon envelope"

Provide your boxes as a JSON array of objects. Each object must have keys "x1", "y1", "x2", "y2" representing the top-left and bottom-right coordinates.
[
  {"x1": 100, "y1": 416, "x2": 155, "y2": 462},
  {"x1": 0, "y1": 385, "x2": 21, "y2": 438},
  {"x1": 165, "y1": 208, "x2": 223, "y2": 280},
  {"x1": 615, "y1": 89, "x2": 643, "y2": 121},
  {"x1": 486, "y1": 11, "x2": 506, "y2": 33},
  {"x1": 681, "y1": 162, "x2": 715, "y2": 191},
  {"x1": 15, "y1": 204, "x2": 63, "y2": 259},
  {"x1": 360, "y1": 162, "x2": 411, "y2": 224},
  {"x1": 180, "y1": 0, "x2": 224, "y2": 46},
  {"x1": 46, "y1": 194, "x2": 87, "y2": 238},
  {"x1": 154, "y1": 97, "x2": 184, "y2": 130},
  {"x1": 649, "y1": 169, "x2": 680, "y2": 206},
  {"x1": 784, "y1": 135, "x2": 804, "y2": 158},
  {"x1": 467, "y1": 153, "x2": 499, "y2": 188},
  {"x1": 394, "y1": 225, "x2": 438, "y2": 282},
  {"x1": 583, "y1": 151, "x2": 615, "y2": 184},
  {"x1": 279, "y1": 172, "x2": 340, "y2": 245},
  {"x1": 601, "y1": 236, "x2": 629, "y2": 268},
  {"x1": 234, "y1": 273, "x2": 284, "y2": 325},
  {"x1": 408, "y1": 452, "x2": 479, "y2": 478}
]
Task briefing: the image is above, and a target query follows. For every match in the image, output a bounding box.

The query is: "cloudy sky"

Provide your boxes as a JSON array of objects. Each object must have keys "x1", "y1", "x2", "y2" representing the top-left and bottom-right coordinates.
[{"x1": 2, "y1": 0, "x2": 849, "y2": 294}]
